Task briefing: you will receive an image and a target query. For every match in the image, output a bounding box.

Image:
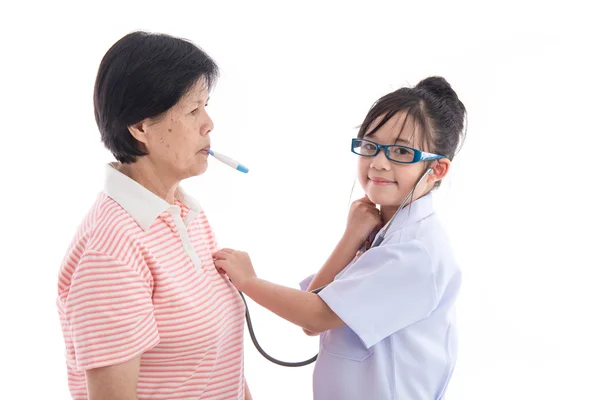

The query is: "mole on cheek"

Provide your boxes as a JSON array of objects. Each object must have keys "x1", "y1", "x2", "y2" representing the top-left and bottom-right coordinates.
[{"x1": 168, "y1": 129, "x2": 172, "y2": 132}]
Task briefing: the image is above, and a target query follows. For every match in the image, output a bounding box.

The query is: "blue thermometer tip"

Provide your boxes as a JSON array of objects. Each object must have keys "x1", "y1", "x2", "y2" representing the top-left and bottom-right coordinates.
[{"x1": 208, "y1": 149, "x2": 249, "y2": 174}]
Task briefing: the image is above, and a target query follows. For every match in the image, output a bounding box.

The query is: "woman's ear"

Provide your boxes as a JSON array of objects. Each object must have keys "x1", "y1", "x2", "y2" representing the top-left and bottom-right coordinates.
[
  {"x1": 429, "y1": 159, "x2": 451, "y2": 183},
  {"x1": 127, "y1": 119, "x2": 150, "y2": 146}
]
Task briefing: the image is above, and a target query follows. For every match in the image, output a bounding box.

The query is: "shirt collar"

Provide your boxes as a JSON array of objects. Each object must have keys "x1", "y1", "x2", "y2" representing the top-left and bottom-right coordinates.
[
  {"x1": 103, "y1": 163, "x2": 201, "y2": 231},
  {"x1": 383, "y1": 192, "x2": 435, "y2": 236}
]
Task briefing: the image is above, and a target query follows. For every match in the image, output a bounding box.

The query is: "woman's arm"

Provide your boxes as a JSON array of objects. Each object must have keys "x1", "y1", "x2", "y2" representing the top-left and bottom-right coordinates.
[
  {"x1": 244, "y1": 377, "x2": 252, "y2": 400},
  {"x1": 65, "y1": 252, "x2": 160, "y2": 399},
  {"x1": 85, "y1": 356, "x2": 141, "y2": 400}
]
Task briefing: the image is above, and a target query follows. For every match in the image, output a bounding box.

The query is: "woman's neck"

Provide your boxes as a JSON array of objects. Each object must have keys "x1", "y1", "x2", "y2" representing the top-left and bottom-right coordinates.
[{"x1": 117, "y1": 160, "x2": 179, "y2": 204}]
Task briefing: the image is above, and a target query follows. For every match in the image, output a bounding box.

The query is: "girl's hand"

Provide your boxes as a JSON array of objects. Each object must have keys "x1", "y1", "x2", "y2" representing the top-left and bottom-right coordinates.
[
  {"x1": 213, "y1": 248, "x2": 257, "y2": 291},
  {"x1": 344, "y1": 195, "x2": 382, "y2": 247}
]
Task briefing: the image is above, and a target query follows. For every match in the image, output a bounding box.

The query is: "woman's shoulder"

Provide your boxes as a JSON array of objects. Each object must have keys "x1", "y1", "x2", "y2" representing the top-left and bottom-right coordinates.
[
  {"x1": 58, "y1": 193, "x2": 148, "y2": 294},
  {"x1": 69, "y1": 193, "x2": 146, "y2": 258}
]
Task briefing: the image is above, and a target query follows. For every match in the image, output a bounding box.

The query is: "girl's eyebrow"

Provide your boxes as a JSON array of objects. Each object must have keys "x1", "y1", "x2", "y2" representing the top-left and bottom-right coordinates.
[
  {"x1": 364, "y1": 131, "x2": 380, "y2": 139},
  {"x1": 395, "y1": 137, "x2": 411, "y2": 145},
  {"x1": 365, "y1": 133, "x2": 412, "y2": 146}
]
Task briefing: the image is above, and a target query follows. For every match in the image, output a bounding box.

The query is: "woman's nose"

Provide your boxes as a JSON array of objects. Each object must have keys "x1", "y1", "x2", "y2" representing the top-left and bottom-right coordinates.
[{"x1": 201, "y1": 112, "x2": 215, "y2": 136}]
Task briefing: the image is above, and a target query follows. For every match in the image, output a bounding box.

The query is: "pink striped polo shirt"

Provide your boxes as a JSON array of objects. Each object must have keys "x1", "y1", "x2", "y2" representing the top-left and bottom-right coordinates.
[{"x1": 56, "y1": 163, "x2": 246, "y2": 400}]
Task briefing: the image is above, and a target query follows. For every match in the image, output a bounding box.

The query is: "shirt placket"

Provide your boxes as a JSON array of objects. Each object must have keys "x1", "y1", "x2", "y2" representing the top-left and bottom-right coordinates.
[{"x1": 166, "y1": 205, "x2": 205, "y2": 274}]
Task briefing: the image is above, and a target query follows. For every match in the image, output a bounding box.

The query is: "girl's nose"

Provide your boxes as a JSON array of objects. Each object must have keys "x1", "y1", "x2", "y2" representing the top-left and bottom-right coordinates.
[{"x1": 370, "y1": 150, "x2": 391, "y2": 170}]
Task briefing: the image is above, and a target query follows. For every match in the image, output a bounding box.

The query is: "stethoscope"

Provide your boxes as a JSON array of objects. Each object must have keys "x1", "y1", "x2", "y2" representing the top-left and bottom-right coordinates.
[
  {"x1": 208, "y1": 149, "x2": 433, "y2": 367},
  {"x1": 240, "y1": 167, "x2": 434, "y2": 367}
]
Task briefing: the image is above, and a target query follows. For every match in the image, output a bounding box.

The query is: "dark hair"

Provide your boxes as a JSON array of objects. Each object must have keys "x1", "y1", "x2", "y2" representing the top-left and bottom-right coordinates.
[
  {"x1": 93, "y1": 31, "x2": 219, "y2": 163},
  {"x1": 358, "y1": 76, "x2": 467, "y2": 188}
]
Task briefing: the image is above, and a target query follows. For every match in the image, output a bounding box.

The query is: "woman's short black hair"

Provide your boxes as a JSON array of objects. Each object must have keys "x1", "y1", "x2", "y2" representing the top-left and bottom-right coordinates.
[{"x1": 93, "y1": 31, "x2": 219, "y2": 163}]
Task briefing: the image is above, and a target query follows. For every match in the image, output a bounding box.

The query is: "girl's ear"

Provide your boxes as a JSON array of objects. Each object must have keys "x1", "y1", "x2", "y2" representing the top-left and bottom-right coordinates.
[{"x1": 429, "y1": 159, "x2": 451, "y2": 183}]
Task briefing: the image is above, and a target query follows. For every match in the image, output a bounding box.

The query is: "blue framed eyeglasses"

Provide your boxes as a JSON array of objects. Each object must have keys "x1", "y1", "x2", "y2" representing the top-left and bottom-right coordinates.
[{"x1": 351, "y1": 138, "x2": 445, "y2": 164}]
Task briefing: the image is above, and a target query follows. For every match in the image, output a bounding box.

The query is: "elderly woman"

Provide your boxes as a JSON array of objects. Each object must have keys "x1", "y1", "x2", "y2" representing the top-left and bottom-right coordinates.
[{"x1": 56, "y1": 31, "x2": 251, "y2": 400}]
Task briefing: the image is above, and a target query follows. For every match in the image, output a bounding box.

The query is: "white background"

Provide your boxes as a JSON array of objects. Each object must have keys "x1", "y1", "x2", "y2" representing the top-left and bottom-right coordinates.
[{"x1": 1, "y1": 1, "x2": 599, "y2": 399}]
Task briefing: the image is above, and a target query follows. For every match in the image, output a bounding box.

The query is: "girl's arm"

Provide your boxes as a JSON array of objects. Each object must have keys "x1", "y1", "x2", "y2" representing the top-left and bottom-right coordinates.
[
  {"x1": 213, "y1": 250, "x2": 344, "y2": 333},
  {"x1": 212, "y1": 196, "x2": 381, "y2": 333},
  {"x1": 305, "y1": 195, "x2": 382, "y2": 292},
  {"x1": 305, "y1": 233, "x2": 364, "y2": 293},
  {"x1": 302, "y1": 234, "x2": 363, "y2": 335},
  {"x1": 243, "y1": 277, "x2": 343, "y2": 333}
]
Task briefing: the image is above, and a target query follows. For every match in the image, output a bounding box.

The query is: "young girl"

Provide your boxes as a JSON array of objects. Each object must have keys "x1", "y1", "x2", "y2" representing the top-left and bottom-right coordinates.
[{"x1": 214, "y1": 76, "x2": 467, "y2": 399}]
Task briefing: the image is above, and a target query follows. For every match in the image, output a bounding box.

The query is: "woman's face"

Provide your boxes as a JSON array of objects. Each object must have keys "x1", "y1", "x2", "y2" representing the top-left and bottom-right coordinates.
[{"x1": 132, "y1": 78, "x2": 214, "y2": 181}]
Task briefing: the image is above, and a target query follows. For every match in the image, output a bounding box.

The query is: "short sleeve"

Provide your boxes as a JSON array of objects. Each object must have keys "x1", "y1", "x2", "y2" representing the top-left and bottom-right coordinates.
[
  {"x1": 64, "y1": 251, "x2": 160, "y2": 370},
  {"x1": 318, "y1": 239, "x2": 438, "y2": 349},
  {"x1": 299, "y1": 273, "x2": 316, "y2": 291}
]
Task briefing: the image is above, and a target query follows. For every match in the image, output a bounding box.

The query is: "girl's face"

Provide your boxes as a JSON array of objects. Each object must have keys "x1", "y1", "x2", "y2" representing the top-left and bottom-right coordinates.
[{"x1": 357, "y1": 111, "x2": 447, "y2": 209}]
